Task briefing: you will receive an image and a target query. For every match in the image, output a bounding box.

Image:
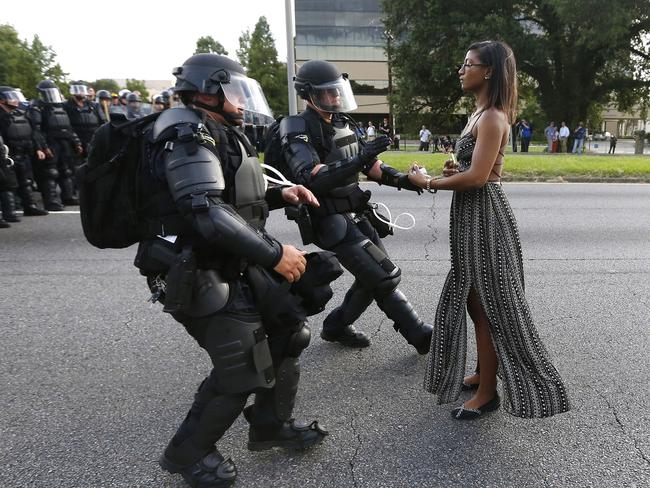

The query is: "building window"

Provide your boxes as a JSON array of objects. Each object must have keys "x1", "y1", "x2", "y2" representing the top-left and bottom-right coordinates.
[{"x1": 350, "y1": 80, "x2": 389, "y2": 95}]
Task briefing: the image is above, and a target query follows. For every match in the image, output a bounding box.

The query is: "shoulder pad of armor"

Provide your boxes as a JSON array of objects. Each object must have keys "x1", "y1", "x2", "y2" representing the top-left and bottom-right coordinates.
[
  {"x1": 279, "y1": 115, "x2": 308, "y2": 138},
  {"x1": 152, "y1": 107, "x2": 201, "y2": 142}
]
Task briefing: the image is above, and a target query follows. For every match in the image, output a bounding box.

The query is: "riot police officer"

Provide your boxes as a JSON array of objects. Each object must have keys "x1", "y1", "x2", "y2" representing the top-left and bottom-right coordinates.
[
  {"x1": 134, "y1": 54, "x2": 328, "y2": 488},
  {"x1": 277, "y1": 60, "x2": 433, "y2": 353},
  {"x1": 30, "y1": 80, "x2": 83, "y2": 209},
  {"x1": 0, "y1": 86, "x2": 49, "y2": 217},
  {"x1": 63, "y1": 82, "x2": 101, "y2": 154},
  {"x1": 95, "y1": 89, "x2": 113, "y2": 123},
  {"x1": 152, "y1": 94, "x2": 167, "y2": 113},
  {"x1": 0, "y1": 133, "x2": 17, "y2": 226},
  {"x1": 125, "y1": 92, "x2": 144, "y2": 119}
]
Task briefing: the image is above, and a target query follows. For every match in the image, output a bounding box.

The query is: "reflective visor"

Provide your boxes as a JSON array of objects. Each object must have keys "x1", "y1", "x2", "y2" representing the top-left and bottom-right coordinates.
[
  {"x1": 221, "y1": 74, "x2": 274, "y2": 125},
  {"x1": 309, "y1": 77, "x2": 357, "y2": 113},
  {"x1": 40, "y1": 88, "x2": 64, "y2": 104},
  {"x1": 69, "y1": 84, "x2": 89, "y2": 96},
  {"x1": 2, "y1": 89, "x2": 27, "y2": 104}
]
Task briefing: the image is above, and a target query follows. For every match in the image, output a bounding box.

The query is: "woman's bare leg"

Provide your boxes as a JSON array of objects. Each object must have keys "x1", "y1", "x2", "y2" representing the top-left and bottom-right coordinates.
[
  {"x1": 464, "y1": 288, "x2": 498, "y2": 409},
  {"x1": 463, "y1": 298, "x2": 482, "y2": 386}
]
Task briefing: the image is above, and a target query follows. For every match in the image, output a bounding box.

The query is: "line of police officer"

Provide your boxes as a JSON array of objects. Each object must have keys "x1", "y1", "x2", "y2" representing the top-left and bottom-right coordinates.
[{"x1": 0, "y1": 80, "x2": 174, "y2": 227}]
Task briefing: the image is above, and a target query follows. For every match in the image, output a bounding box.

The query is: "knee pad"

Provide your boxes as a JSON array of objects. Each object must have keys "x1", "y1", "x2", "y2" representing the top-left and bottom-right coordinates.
[
  {"x1": 374, "y1": 269, "x2": 402, "y2": 297},
  {"x1": 285, "y1": 323, "x2": 311, "y2": 358},
  {"x1": 45, "y1": 166, "x2": 59, "y2": 179}
]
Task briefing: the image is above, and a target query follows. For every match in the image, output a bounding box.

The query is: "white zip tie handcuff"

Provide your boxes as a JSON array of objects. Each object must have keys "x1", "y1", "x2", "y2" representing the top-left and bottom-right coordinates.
[{"x1": 261, "y1": 162, "x2": 418, "y2": 232}]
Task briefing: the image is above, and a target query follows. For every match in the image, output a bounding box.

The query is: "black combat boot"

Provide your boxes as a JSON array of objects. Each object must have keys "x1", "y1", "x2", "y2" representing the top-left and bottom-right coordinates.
[
  {"x1": 320, "y1": 324, "x2": 370, "y2": 348},
  {"x1": 159, "y1": 448, "x2": 237, "y2": 488},
  {"x1": 23, "y1": 205, "x2": 49, "y2": 216},
  {"x1": 18, "y1": 185, "x2": 48, "y2": 216},
  {"x1": 243, "y1": 405, "x2": 328, "y2": 452},
  {"x1": 0, "y1": 218, "x2": 10, "y2": 228},
  {"x1": 41, "y1": 179, "x2": 64, "y2": 211},
  {"x1": 60, "y1": 177, "x2": 79, "y2": 206},
  {"x1": 321, "y1": 303, "x2": 371, "y2": 348},
  {"x1": 0, "y1": 191, "x2": 20, "y2": 222}
]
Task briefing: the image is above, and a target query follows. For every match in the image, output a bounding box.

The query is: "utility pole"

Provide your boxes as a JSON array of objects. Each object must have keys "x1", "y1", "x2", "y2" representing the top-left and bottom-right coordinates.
[
  {"x1": 384, "y1": 30, "x2": 395, "y2": 138},
  {"x1": 285, "y1": 0, "x2": 297, "y2": 115}
]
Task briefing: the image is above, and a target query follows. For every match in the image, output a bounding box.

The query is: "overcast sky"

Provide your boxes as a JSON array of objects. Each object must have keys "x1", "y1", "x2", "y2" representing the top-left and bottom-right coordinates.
[{"x1": 3, "y1": 0, "x2": 290, "y2": 82}]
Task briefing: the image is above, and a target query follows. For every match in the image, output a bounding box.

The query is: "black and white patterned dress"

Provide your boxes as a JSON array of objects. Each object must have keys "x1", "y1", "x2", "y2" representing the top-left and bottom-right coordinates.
[{"x1": 423, "y1": 130, "x2": 570, "y2": 418}]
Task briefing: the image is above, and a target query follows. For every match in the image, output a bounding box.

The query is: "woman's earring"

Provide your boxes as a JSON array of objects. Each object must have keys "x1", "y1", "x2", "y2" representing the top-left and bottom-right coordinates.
[{"x1": 485, "y1": 76, "x2": 490, "y2": 80}]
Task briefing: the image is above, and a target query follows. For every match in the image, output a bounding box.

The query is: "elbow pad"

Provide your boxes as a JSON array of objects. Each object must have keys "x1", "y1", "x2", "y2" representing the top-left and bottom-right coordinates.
[
  {"x1": 285, "y1": 142, "x2": 319, "y2": 186},
  {"x1": 309, "y1": 156, "x2": 363, "y2": 194},
  {"x1": 379, "y1": 164, "x2": 422, "y2": 193},
  {"x1": 165, "y1": 140, "x2": 225, "y2": 203},
  {"x1": 192, "y1": 199, "x2": 282, "y2": 268}
]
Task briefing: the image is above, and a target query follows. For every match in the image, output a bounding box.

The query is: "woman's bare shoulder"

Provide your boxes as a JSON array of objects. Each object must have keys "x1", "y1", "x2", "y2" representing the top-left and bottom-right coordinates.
[{"x1": 476, "y1": 108, "x2": 510, "y2": 133}]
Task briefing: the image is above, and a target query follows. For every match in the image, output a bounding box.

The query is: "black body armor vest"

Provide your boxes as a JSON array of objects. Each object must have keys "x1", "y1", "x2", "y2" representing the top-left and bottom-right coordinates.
[
  {"x1": 323, "y1": 121, "x2": 360, "y2": 198},
  {"x1": 43, "y1": 105, "x2": 74, "y2": 139},
  {"x1": 66, "y1": 101, "x2": 100, "y2": 143},
  {"x1": 1, "y1": 110, "x2": 33, "y2": 153}
]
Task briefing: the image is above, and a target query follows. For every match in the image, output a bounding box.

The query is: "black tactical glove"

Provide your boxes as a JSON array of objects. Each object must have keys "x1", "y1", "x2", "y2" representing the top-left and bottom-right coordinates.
[{"x1": 359, "y1": 136, "x2": 391, "y2": 166}]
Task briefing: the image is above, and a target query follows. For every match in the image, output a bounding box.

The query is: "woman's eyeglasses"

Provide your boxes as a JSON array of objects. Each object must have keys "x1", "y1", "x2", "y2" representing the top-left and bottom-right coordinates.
[{"x1": 458, "y1": 63, "x2": 489, "y2": 70}]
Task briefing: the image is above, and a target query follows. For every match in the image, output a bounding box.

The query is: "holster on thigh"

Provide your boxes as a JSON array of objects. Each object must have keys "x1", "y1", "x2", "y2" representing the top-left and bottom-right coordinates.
[{"x1": 335, "y1": 238, "x2": 401, "y2": 293}]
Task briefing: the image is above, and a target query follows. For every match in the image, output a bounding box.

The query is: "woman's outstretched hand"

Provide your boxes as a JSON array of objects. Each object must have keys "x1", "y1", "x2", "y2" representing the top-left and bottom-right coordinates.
[
  {"x1": 408, "y1": 162, "x2": 429, "y2": 189},
  {"x1": 442, "y1": 158, "x2": 459, "y2": 177}
]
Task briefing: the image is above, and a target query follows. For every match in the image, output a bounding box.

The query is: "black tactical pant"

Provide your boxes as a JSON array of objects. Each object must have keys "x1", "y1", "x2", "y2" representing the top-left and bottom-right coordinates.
[
  {"x1": 318, "y1": 214, "x2": 428, "y2": 348},
  {"x1": 11, "y1": 154, "x2": 39, "y2": 208},
  {"x1": 319, "y1": 215, "x2": 386, "y2": 330},
  {"x1": 41, "y1": 138, "x2": 77, "y2": 204},
  {"x1": 165, "y1": 280, "x2": 301, "y2": 466}
]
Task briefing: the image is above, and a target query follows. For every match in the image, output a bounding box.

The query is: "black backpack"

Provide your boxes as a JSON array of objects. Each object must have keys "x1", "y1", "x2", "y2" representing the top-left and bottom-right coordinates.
[
  {"x1": 76, "y1": 113, "x2": 160, "y2": 249},
  {"x1": 263, "y1": 116, "x2": 289, "y2": 179}
]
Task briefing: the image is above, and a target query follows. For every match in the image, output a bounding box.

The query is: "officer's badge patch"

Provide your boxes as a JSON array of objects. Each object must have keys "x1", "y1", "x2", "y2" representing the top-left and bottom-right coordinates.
[
  {"x1": 295, "y1": 134, "x2": 309, "y2": 143},
  {"x1": 197, "y1": 127, "x2": 216, "y2": 147}
]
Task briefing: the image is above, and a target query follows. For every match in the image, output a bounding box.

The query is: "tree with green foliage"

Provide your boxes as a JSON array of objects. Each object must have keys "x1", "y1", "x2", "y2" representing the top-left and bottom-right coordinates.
[
  {"x1": 125, "y1": 79, "x2": 149, "y2": 100},
  {"x1": 93, "y1": 78, "x2": 121, "y2": 93},
  {"x1": 382, "y1": 0, "x2": 650, "y2": 129},
  {"x1": 195, "y1": 36, "x2": 228, "y2": 55},
  {"x1": 0, "y1": 24, "x2": 67, "y2": 99},
  {"x1": 237, "y1": 16, "x2": 288, "y2": 116}
]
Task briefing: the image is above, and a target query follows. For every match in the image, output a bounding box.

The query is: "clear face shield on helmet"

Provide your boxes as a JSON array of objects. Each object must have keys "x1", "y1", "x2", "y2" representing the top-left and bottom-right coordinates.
[
  {"x1": 220, "y1": 73, "x2": 274, "y2": 125},
  {"x1": 40, "y1": 88, "x2": 64, "y2": 104},
  {"x1": 1, "y1": 89, "x2": 27, "y2": 108},
  {"x1": 70, "y1": 84, "x2": 89, "y2": 97},
  {"x1": 308, "y1": 76, "x2": 357, "y2": 113}
]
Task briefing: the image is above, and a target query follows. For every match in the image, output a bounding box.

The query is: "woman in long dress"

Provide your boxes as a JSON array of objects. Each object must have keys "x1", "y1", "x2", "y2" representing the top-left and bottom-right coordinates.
[{"x1": 408, "y1": 41, "x2": 569, "y2": 419}]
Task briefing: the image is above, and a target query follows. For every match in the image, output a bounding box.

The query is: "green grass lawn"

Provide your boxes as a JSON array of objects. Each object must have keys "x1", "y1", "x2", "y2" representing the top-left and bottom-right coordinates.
[{"x1": 379, "y1": 151, "x2": 650, "y2": 181}]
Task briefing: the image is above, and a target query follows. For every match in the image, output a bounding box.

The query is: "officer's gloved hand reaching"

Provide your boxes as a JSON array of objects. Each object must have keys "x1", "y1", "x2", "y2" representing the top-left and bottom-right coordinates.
[{"x1": 358, "y1": 135, "x2": 390, "y2": 168}]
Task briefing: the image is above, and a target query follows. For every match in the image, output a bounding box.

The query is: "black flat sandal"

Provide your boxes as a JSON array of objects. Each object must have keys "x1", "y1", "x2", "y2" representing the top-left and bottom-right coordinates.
[{"x1": 451, "y1": 393, "x2": 500, "y2": 420}]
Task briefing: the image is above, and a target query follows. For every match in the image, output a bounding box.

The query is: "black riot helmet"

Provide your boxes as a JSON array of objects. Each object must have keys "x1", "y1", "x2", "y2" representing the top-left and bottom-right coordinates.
[
  {"x1": 126, "y1": 92, "x2": 142, "y2": 111},
  {"x1": 0, "y1": 86, "x2": 27, "y2": 109},
  {"x1": 69, "y1": 82, "x2": 90, "y2": 98},
  {"x1": 37, "y1": 79, "x2": 64, "y2": 104},
  {"x1": 172, "y1": 53, "x2": 273, "y2": 125},
  {"x1": 95, "y1": 89, "x2": 112, "y2": 101},
  {"x1": 294, "y1": 60, "x2": 358, "y2": 113},
  {"x1": 160, "y1": 89, "x2": 172, "y2": 107}
]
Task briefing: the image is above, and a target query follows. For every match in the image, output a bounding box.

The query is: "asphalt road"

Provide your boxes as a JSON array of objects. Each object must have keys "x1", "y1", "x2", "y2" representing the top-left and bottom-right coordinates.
[{"x1": 1, "y1": 183, "x2": 649, "y2": 488}]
